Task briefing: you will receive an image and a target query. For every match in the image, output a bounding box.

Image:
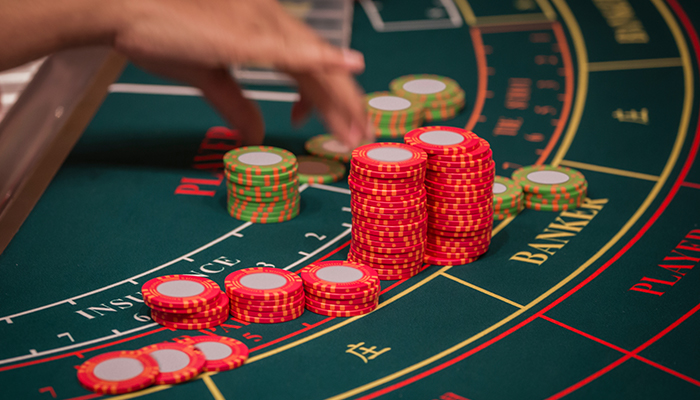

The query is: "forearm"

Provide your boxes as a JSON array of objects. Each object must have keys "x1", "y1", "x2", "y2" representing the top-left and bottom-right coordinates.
[{"x1": 0, "y1": 0, "x2": 123, "y2": 70}]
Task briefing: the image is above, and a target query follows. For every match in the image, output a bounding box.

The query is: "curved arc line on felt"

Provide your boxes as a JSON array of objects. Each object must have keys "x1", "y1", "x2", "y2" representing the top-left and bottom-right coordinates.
[{"x1": 328, "y1": 0, "x2": 696, "y2": 398}]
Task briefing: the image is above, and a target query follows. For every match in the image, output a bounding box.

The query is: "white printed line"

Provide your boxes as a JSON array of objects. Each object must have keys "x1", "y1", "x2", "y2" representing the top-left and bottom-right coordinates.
[
  {"x1": 108, "y1": 83, "x2": 300, "y2": 102},
  {"x1": 359, "y1": 0, "x2": 385, "y2": 31},
  {"x1": 310, "y1": 183, "x2": 351, "y2": 195},
  {"x1": 283, "y1": 227, "x2": 351, "y2": 271},
  {"x1": 342, "y1": 223, "x2": 352, "y2": 228},
  {"x1": 0, "y1": 222, "x2": 251, "y2": 324},
  {"x1": 0, "y1": 324, "x2": 158, "y2": 366},
  {"x1": 341, "y1": 207, "x2": 351, "y2": 212}
]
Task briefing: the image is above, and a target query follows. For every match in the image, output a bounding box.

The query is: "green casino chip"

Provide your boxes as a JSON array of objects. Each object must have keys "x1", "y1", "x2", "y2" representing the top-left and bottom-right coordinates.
[
  {"x1": 511, "y1": 164, "x2": 587, "y2": 195},
  {"x1": 296, "y1": 156, "x2": 346, "y2": 184},
  {"x1": 366, "y1": 91, "x2": 424, "y2": 124},
  {"x1": 305, "y1": 134, "x2": 355, "y2": 163},
  {"x1": 493, "y1": 176, "x2": 524, "y2": 208},
  {"x1": 390, "y1": 74, "x2": 462, "y2": 103},
  {"x1": 224, "y1": 146, "x2": 298, "y2": 178}
]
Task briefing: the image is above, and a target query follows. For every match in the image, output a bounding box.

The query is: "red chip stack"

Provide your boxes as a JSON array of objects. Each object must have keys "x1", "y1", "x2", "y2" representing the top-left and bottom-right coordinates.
[
  {"x1": 347, "y1": 142, "x2": 429, "y2": 280},
  {"x1": 142, "y1": 275, "x2": 229, "y2": 330},
  {"x1": 404, "y1": 126, "x2": 494, "y2": 265}
]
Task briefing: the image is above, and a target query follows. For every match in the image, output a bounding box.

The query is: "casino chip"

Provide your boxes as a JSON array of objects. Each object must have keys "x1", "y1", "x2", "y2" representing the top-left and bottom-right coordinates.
[
  {"x1": 225, "y1": 267, "x2": 305, "y2": 323},
  {"x1": 404, "y1": 126, "x2": 494, "y2": 265},
  {"x1": 77, "y1": 350, "x2": 159, "y2": 395},
  {"x1": 390, "y1": 75, "x2": 466, "y2": 122},
  {"x1": 139, "y1": 342, "x2": 206, "y2": 385},
  {"x1": 296, "y1": 155, "x2": 346, "y2": 184},
  {"x1": 511, "y1": 165, "x2": 588, "y2": 211},
  {"x1": 348, "y1": 142, "x2": 428, "y2": 280},
  {"x1": 187, "y1": 335, "x2": 249, "y2": 372},
  {"x1": 300, "y1": 261, "x2": 381, "y2": 316},
  {"x1": 142, "y1": 275, "x2": 229, "y2": 330},
  {"x1": 493, "y1": 176, "x2": 524, "y2": 220},
  {"x1": 366, "y1": 91, "x2": 424, "y2": 138},
  {"x1": 305, "y1": 133, "x2": 364, "y2": 163},
  {"x1": 224, "y1": 146, "x2": 301, "y2": 223}
]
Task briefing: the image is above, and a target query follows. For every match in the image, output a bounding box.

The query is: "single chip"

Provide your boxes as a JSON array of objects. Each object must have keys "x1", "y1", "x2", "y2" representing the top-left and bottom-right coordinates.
[
  {"x1": 230, "y1": 309, "x2": 304, "y2": 324},
  {"x1": 352, "y1": 142, "x2": 427, "y2": 173},
  {"x1": 228, "y1": 290, "x2": 305, "y2": 306},
  {"x1": 296, "y1": 155, "x2": 347, "y2": 184},
  {"x1": 351, "y1": 161, "x2": 424, "y2": 180},
  {"x1": 305, "y1": 294, "x2": 378, "y2": 311},
  {"x1": 511, "y1": 164, "x2": 587, "y2": 195},
  {"x1": 139, "y1": 343, "x2": 206, "y2": 385},
  {"x1": 148, "y1": 291, "x2": 228, "y2": 317},
  {"x1": 225, "y1": 267, "x2": 303, "y2": 301},
  {"x1": 305, "y1": 302, "x2": 377, "y2": 317},
  {"x1": 390, "y1": 74, "x2": 462, "y2": 103},
  {"x1": 404, "y1": 126, "x2": 479, "y2": 155},
  {"x1": 305, "y1": 285, "x2": 379, "y2": 300},
  {"x1": 77, "y1": 350, "x2": 159, "y2": 395},
  {"x1": 231, "y1": 296, "x2": 305, "y2": 312},
  {"x1": 300, "y1": 261, "x2": 380, "y2": 294},
  {"x1": 187, "y1": 336, "x2": 249, "y2": 372},
  {"x1": 152, "y1": 313, "x2": 228, "y2": 330},
  {"x1": 424, "y1": 254, "x2": 479, "y2": 266},
  {"x1": 305, "y1": 291, "x2": 379, "y2": 306},
  {"x1": 142, "y1": 275, "x2": 221, "y2": 309},
  {"x1": 305, "y1": 134, "x2": 355, "y2": 163},
  {"x1": 224, "y1": 146, "x2": 297, "y2": 177}
]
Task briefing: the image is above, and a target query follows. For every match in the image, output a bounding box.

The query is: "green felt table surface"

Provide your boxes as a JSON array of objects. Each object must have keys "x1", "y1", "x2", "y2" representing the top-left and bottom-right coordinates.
[{"x1": 2, "y1": 0, "x2": 700, "y2": 399}]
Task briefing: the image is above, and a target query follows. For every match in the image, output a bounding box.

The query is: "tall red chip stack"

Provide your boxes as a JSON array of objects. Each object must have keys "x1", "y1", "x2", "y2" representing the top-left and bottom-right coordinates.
[
  {"x1": 404, "y1": 126, "x2": 494, "y2": 265},
  {"x1": 347, "y1": 142, "x2": 429, "y2": 280}
]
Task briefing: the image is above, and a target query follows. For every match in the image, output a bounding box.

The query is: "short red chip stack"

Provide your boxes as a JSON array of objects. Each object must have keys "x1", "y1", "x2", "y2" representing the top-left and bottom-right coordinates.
[
  {"x1": 225, "y1": 267, "x2": 305, "y2": 323},
  {"x1": 347, "y1": 142, "x2": 429, "y2": 280},
  {"x1": 142, "y1": 275, "x2": 229, "y2": 329},
  {"x1": 404, "y1": 126, "x2": 494, "y2": 265},
  {"x1": 301, "y1": 260, "x2": 381, "y2": 316}
]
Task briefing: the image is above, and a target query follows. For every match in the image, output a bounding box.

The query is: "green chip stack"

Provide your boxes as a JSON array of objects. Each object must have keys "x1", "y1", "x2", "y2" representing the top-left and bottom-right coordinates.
[
  {"x1": 493, "y1": 176, "x2": 524, "y2": 220},
  {"x1": 223, "y1": 146, "x2": 301, "y2": 223},
  {"x1": 296, "y1": 155, "x2": 346, "y2": 184},
  {"x1": 511, "y1": 164, "x2": 588, "y2": 212},
  {"x1": 366, "y1": 91, "x2": 424, "y2": 138},
  {"x1": 390, "y1": 74, "x2": 465, "y2": 122}
]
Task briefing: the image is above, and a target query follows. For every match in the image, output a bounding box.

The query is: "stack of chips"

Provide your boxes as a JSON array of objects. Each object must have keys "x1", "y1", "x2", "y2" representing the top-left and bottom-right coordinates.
[
  {"x1": 142, "y1": 275, "x2": 229, "y2": 330},
  {"x1": 76, "y1": 334, "x2": 248, "y2": 395},
  {"x1": 300, "y1": 260, "x2": 380, "y2": 317},
  {"x1": 224, "y1": 146, "x2": 301, "y2": 223},
  {"x1": 296, "y1": 155, "x2": 347, "y2": 184},
  {"x1": 405, "y1": 126, "x2": 494, "y2": 266},
  {"x1": 347, "y1": 142, "x2": 429, "y2": 280},
  {"x1": 225, "y1": 267, "x2": 305, "y2": 324},
  {"x1": 390, "y1": 74, "x2": 466, "y2": 122},
  {"x1": 493, "y1": 176, "x2": 525, "y2": 220},
  {"x1": 511, "y1": 165, "x2": 588, "y2": 211},
  {"x1": 366, "y1": 91, "x2": 425, "y2": 138}
]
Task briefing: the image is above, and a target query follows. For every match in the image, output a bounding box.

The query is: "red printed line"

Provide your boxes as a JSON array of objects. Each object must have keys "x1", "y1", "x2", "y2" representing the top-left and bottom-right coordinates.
[
  {"x1": 358, "y1": 0, "x2": 700, "y2": 397},
  {"x1": 536, "y1": 22, "x2": 574, "y2": 166},
  {"x1": 465, "y1": 28, "x2": 487, "y2": 132},
  {"x1": 546, "y1": 303, "x2": 700, "y2": 399},
  {"x1": 540, "y1": 315, "x2": 700, "y2": 388},
  {"x1": 0, "y1": 327, "x2": 167, "y2": 373},
  {"x1": 249, "y1": 317, "x2": 334, "y2": 353},
  {"x1": 681, "y1": 181, "x2": 700, "y2": 189}
]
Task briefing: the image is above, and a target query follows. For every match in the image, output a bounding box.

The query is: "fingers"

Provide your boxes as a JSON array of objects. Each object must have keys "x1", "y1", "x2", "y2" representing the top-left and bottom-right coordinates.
[
  {"x1": 292, "y1": 71, "x2": 369, "y2": 148},
  {"x1": 230, "y1": 0, "x2": 365, "y2": 74},
  {"x1": 197, "y1": 68, "x2": 265, "y2": 145}
]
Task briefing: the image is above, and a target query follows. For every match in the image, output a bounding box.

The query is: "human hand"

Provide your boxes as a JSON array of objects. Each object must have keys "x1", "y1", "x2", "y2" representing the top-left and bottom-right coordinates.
[{"x1": 114, "y1": 0, "x2": 371, "y2": 147}]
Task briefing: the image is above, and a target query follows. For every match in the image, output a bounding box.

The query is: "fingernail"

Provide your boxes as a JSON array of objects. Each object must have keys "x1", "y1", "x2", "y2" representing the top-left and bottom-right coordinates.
[{"x1": 343, "y1": 49, "x2": 365, "y2": 70}]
